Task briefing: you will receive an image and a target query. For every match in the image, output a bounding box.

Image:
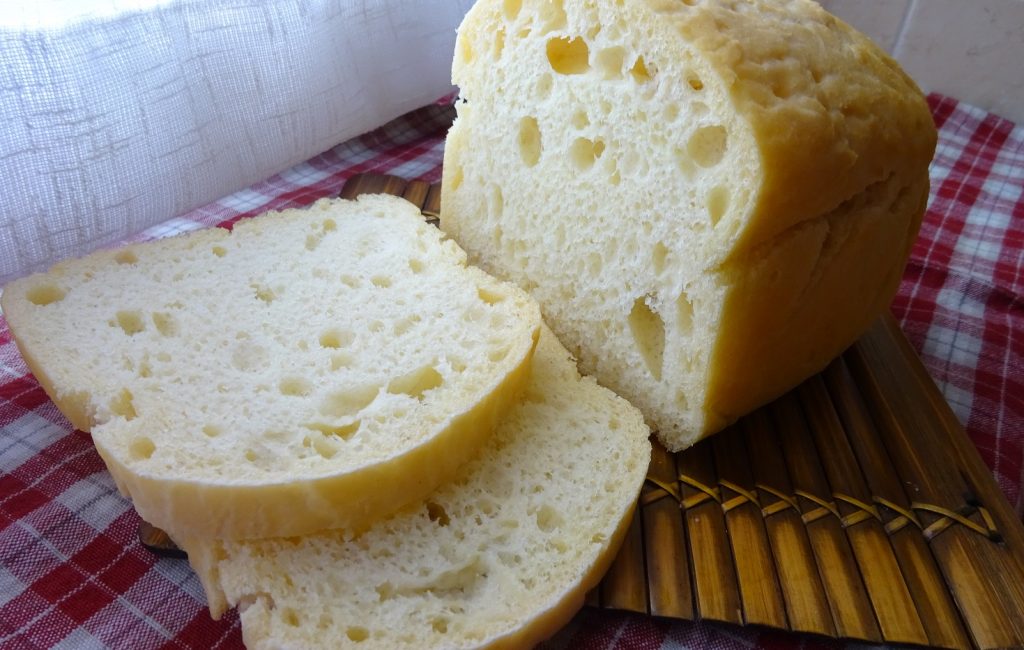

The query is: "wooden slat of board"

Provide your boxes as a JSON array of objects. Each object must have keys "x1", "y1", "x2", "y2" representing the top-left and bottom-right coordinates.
[
  {"x1": 846, "y1": 318, "x2": 1024, "y2": 649},
  {"x1": 770, "y1": 394, "x2": 882, "y2": 642},
  {"x1": 641, "y1": 440, "x2": 694, "y2": 620},
  {"x1": 797, "y1": 377, "x2": 928, "y2": 646},
  {"x1": 823, "y1": 357, "x2": 972, "y2": 650},
  {"x1": 742, "y1": 410, "x2": 836, "y2": 638},
  {"x1": 401, "y1": 179, "x2": 432, "y2": 210},
  {"x1": 599, "y1": 510, "x2": 648, "y2": 614},
  {"x1": 676, "y1": 439, "x2": 743, "y2": 625},
  {"x1": 711, "y1": 426, "x2": 788, "y2": 629}
]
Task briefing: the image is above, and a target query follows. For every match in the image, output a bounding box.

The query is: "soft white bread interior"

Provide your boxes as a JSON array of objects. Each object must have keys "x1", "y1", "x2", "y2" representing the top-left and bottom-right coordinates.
[
  {"x1": 1, "y1": 195, "x2": 541, "y2": 540},
  {"x1": 183, "y1": 326, "x2": 651, "y2": 649},
  {"x1": 441, "y1": 0, "x2": 937, "y2": 450}
]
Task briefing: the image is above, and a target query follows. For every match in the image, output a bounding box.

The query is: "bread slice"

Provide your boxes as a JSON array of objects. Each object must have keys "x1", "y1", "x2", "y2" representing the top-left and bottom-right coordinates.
[
  {"x1": 440, "y1": 0, "x2": 937, "y2": 450},
  {"x1": 1, "y1": 195, "x2": 541, "y2": 540},
  {"x1": 182, "y1": 326, "x2": 651, "y2": 649}
]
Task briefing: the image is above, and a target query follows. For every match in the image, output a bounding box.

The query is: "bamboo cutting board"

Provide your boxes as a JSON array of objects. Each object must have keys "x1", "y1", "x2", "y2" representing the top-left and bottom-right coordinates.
[{"x1": 142, "y1": 174, "x2": 1024, "y2": 650}]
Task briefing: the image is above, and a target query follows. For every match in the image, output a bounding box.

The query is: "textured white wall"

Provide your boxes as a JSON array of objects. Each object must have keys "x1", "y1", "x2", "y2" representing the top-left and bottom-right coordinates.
[{"x1": 819, "y1": 0, "x2": 1024, "y2": 123}]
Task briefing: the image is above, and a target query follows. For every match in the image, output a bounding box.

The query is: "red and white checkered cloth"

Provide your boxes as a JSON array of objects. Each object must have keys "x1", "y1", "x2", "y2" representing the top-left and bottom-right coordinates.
[{"x1": 1, "y1": 94, "x2": 1021, "y2": 649}]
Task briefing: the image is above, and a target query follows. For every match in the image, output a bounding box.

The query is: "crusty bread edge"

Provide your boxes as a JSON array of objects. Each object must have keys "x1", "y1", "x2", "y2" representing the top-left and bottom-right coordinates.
[
  {"x1": 482, "y1": 491, "x2": 641, "y2": 650},
  {"x1": 90, "y1": 323, "x2": 541, "y2": 541},
  {"x1": 2, "y1": 287, "x2": 94, "y2": 431}
]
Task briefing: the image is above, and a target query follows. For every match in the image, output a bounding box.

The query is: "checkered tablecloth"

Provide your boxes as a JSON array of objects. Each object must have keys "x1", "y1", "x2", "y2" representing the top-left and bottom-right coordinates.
[{"x1": 1, "y1": 94, "x2": 1021, "y2": 649}]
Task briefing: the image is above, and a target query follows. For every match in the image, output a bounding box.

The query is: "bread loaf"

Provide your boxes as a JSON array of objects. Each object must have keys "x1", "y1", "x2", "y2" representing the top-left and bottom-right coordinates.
[
  {"x1": 183, "y1": 326, "x2": 651, "y2": 649},
  {"x1": 440, "y1": 0, "x2": 937, "y2": 450},
  {"x1": 1, "y1": 195, "x2": 541, "y2": 540}
]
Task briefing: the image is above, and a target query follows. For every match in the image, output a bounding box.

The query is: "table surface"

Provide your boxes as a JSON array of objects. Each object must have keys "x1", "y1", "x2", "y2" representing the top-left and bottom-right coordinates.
[{"x1": 1, "y1": 94, "x2": 1021, "y2": 649}]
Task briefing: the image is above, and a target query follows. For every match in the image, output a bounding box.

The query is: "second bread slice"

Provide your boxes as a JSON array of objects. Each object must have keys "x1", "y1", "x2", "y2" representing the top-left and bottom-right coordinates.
[{"x1": 1, "y1": 195, "x2": 541, "y2": 540}]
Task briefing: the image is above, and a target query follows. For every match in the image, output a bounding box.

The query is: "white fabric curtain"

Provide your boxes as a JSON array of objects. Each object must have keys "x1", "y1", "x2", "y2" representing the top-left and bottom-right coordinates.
[{"x1": 0, "y1": 0, "x2": 471, "y2": 284}]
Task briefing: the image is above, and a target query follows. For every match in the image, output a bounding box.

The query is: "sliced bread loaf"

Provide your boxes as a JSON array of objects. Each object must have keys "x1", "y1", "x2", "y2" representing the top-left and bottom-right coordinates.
[
  {"x1": 441, "y1": 0, "x2": 937, "y2": 450},
  {"x1": 1, "y1": 195, "x2": 541, "y2": 540},
  {"x1": 182, "y1": 326, "x2": 651, "y2": 649}
]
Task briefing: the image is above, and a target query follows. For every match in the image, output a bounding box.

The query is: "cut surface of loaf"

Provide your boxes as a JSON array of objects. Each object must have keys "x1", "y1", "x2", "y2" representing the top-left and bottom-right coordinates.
[
  {"x1": 183, "y1": 326, "x2": 651, "y2": 649},
  {"x1": 1, "y1": 195, "x2": 541, "y2": 540},
  {"x1": 441, "y1": 0, "x2": 937, "y2": 450}
]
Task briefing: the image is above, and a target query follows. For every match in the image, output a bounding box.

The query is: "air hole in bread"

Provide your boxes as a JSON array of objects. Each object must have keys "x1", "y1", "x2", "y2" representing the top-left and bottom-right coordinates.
[
  {"x1": 388, "y1": 365, "x2": 444, "y2": 400},
  {"x1": 707, "y1": 185, "x2": 730, "y2": 226},
  {"x1": 535, "y1": 504, "x2": 563, "y2": 532},
  {"x1": 477, "y1": 286, "x2": 506, "y2": 305},
  {"x1": 503, "y1": 0, "x2": 521, "y2": 20},
  {"x1": 305, "y1": 234, "x2": 322, "y2": 251},
  {"x1": 330, "y1": 353, "x2": 353, "y2": 370},
  {"x1": 449, "y1": 165, "x2": 465, "y2": 191},
  {"x1": 340, "y1": 274, "x2": 361, "y2": 289},
  {"x1": 320, "y1": 385, "x2": 379, "y2": 418},
  {"x1": 322, "y1": 218, "x2": 336, "y2": 232},
  {"x1": 251, "y1": 283, "x2": 276, "y2": 303},
  {"x1": 489, "y1": 347, "x2": 511, "y2": 363},
  {"x1": 211, "y1": 246, "x2": 227, "y2": 258},
  {"x1": 630, "y1": 56, "x2": 654, "y2": 83},
  {"x1": 110, "y1": 388, "x2": 137, "y2": 420},
  {"x1": 129, "y1": 436, "x2": 155, "y2": 461},
  {"x1": 408, "y1": 258, "x2": 425, "y2": 274},
  {"x1": 492, "y1": 28, "x2": 505, "y2": 59},
  {"x1": 663, "y1": 102, "x2": 680, "y2": 122},
  {"x1": 137, "y1": 361, "x2": 152, "y2": 378},
  {"x1": 281, "y1": 608, "x2": 300, "y2": 627},
  {"x1": 688, "y1": 125, "x2": 727, "y2": 168},
  {"x1": 114, "y1": 311, "x2": 145, "y2": 335},
  {"x1": 687, "y1": 72, "x2": 704, "y2": 90},
  {"x1": 303, "y1": 421, "x2": 361, "y2": 441},
  {"x1": 319, "y1": 328, "x2": 354, "y2": 349},
  {"x1": 152, "y1": 312, "x2": 178, "y2": 337},
  {"x1": 426, "y1": 501, "x2": 451, "y2": 526},
  {"x1": 114, "y1": 250, "x2": 138, "y2": 265},
  {"x1": 371, "y1": 275, "x2": 392, "y2": 289},
  {"x1": 202, "y1": 424, "x2": 221, "y2": 438},
  {"x1": 346, "y1": 627, "x2": 369, "y2": 643},
  {"x1": 586, "y1": 252, "x2": 603, "y2": 274},
  {"x1": 595, "y1": 46, "x2": 625, "y2": 79},
  {"x1": 393, "y1": 316, "x2": 420, "y2": 336},
  {"x1": 431, "y1": 618, "x2": 449, "y2": 634},
  {"x1": 628, "y1": 296, "x2": 665, "y2": 381},
  {"x1": 489, "y1": 185, "x2": 504, "y2": 218},
  {"x1": 279, "y1": 377, "x2": 313, "y2": 397},
  {"x1": 518, "y1": 117, "x2": 542, "y2": 167},
  {"x1": 368, "y1": 320, "x2": 385, "y2": 333},
  {"x1": 652, "y1": 242, "x2": 669, "y2": 275},
  {"x1": 26, "y1": 283, "x2": 67, "y2": 306},
  {"x1": 539, "y1": 0, "x2": 567, "y2": 32},
  {"x1": 677, "y1": 291, "x2": 694, "y2": 334},
  {"x1": 546, "y1": 36, "x2": 589, "y2": 75},
  {"x1": 457, "y1": 33, "x2": 474, "y2": 65},
  {"x1": 569, "y1": 137, "x2": 605, "y2": 171},
  {"x1": 571, "y1": 110, "x2": 590, "y2": 129}
]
